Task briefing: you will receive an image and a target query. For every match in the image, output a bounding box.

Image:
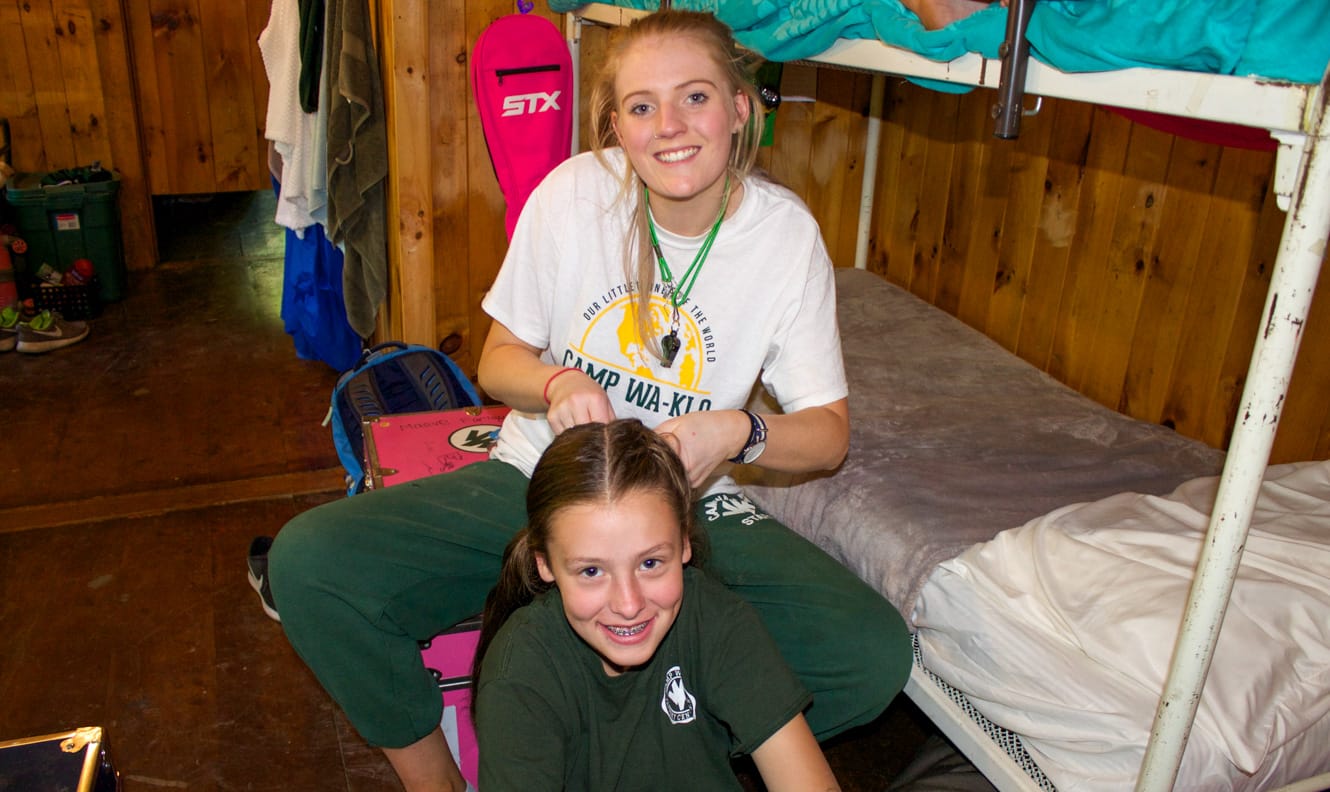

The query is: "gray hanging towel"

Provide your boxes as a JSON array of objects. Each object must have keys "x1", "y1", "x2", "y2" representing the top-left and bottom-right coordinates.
[{"x1": 325, "y1": 0, "x2": 387, "y2": 340}]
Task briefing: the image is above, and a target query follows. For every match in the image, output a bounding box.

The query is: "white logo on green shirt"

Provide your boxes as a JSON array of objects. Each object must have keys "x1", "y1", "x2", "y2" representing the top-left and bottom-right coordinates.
[{"x1": 661, "y1": 665, "x2": 696, "y2": 725}]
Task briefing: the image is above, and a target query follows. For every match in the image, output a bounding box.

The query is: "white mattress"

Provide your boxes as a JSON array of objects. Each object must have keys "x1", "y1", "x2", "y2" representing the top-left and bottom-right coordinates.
[{"x1": 913, "y1": 460, "x2": 1330, "y2": 790}]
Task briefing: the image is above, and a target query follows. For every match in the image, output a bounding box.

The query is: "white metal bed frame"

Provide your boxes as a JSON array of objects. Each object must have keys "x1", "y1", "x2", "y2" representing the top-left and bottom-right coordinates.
[{"x1": 564, "y1": 6, "x2": 1330, "y2": 788}]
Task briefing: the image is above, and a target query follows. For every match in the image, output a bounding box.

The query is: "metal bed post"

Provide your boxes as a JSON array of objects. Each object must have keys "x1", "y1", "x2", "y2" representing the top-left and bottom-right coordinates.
[
  {"x1": 1136, "y1": 67, "x2": 1330, "y2": 791},
  {"x1": 992, "y1": 0, "x2": 1035, "y2": 138},
  {"x1": 855, "y1": 75, "x2": 887, "y2": 270}
]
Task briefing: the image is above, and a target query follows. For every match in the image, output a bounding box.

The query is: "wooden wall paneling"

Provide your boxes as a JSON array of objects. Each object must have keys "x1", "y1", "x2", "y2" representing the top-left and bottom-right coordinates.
[
  {"x1": 832, "y1": 73, "x2": 874, "y2": 270},
  {"x1": 196, "y1": 0, "x2": 262, "y2": 190},
  {"x1": 146, "y1": 0, "x2": 215, "y2": 194},
  {"x1": 573, "y1": 20, "x2": 610, "y2": 153},
  {"x1": 246, "y1": 0, "x2": 271, "y2": 175},
  {"x1": 0, "y1": 2, "x2": 45, "y2": 171},
  {"x1": 50, "y1": 1, "x2": 110, "y2": 167},
  {"x1": 862, "y1": 80, "x2": 905, "y2": 278},
  {"x1": 765, "y1": 64, "x2": 815, "y2": 203},
  {"x1": 87, "y1": 0, "x2": 155, "y2": 271},
  {"x1": 882, "y1": 82, "x2": 934, "y2": 289},
  {"x1": 804, "y1": 67, "x2": 861, "y2": 269},
  {"x1": 18, "y1": 0, "x2": 78, "y2": 169},
  {"x1": 929, "y1": 90, "x2": 974, "y2": 315},
  {"x1": 939, "y1": 87, "x2": 1002, "y2": 321},
  {"x1": 424, "y1": 0, "x2": 469, "y2": 359},
  {"x1": 1013, "y1": 99, "x2": 1092, "y2": 368},
  {"x1": 1119, "y1": 136, "x2": 1221, "y2": 424},
  {"x1": 1159, "y1": 146, "x2": 1268, "y2": 443},
  {"x1": 983, "y1": 94, "x2": 1054, "y2": 350},
  {"x1": 123, "y1": 2, "x2": 167, "y2": 195},
  {"x1": 1283, "y1": 270, "x2": 1330, "y2": 461},
  {"x1": 1209, "y1": 150, "x2": 1284, "y2": 451},
  {"x1": 1046, "y1": 106, "x2": 1130, "y2": 391},
  {"x1": 1079, "y1": 120, "x2": 1173, "y2": 410},
  {"x1": 458, "y1": 0, "x2": 493, "y2": 373},
  {"x1": 1042, "y1": 107, "x2": 1121, "y2": 384},
  {"x1": 837, "y1": 73, "x2": 875, "y2": 268},
  {"x1": 378, "y1": 0, "x2": 436, "y2": 347},
  {"x1": 461, "y1": 0, "x2": 522, "y2": 375},
  {"x1": 908, "y1": 90, "x2": 961, "y2": 303}
]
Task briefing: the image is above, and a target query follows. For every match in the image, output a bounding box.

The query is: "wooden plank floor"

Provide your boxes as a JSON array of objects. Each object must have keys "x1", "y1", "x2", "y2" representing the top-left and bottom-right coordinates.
[{"x1": 0, "y1": 190, "x2": 955, "y2": 791}]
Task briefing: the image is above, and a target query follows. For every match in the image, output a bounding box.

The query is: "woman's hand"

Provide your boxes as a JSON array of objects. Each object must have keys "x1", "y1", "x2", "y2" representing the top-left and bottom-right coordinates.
[
  {"x1": 655, "y1": 399, "x2": 850, "y2": 488},
  {"x1": 479, "y1": 321, "x2": 615, "y2": 434},
  {"x1": 654, "y1": 410, "x2": 752, "y2": 488},
  {"x1": 543, "y1": 370, "x2": 615, "y2": 434}
]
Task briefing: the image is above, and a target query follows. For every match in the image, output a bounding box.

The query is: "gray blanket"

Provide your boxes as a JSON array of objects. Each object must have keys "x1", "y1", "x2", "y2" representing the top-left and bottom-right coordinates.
[{"x1": 740, "y1": 268, "x2": 1224, "y2": 623}]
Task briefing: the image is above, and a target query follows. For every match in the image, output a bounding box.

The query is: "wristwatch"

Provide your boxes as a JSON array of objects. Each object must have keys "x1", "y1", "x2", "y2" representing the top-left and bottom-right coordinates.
[{"x1": 728, "y1": 409, "x2": 768, "y2": 464}]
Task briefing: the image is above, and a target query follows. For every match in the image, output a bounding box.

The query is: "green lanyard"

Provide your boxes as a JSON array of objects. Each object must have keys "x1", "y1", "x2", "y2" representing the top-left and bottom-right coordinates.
[{"x1": 644, "y1": 176, "x2": 731, "y2": 367}]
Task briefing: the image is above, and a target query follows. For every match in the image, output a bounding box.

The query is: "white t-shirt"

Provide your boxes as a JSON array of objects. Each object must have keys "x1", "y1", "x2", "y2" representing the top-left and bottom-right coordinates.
[{"x1": 482, "y1": 149, "x2": 847, "y2": 495}]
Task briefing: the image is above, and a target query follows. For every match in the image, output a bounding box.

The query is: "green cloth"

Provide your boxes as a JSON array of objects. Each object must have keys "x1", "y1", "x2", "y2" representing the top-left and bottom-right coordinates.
[
  {"x1": 269, "y1": 461, "x2": 911, "y2": 749},
  {"x1": 297, "y1": 0, "x2": 324, "y2": 113},
  {"x1": 475, "y1": 567, "x2": 810, "y2": 790}
]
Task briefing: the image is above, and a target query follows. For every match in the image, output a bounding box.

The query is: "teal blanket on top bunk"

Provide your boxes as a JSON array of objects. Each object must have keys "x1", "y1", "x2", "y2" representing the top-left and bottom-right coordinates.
[{"x1": 551, "y1": 0, "x2": 1330, "y2": 85}]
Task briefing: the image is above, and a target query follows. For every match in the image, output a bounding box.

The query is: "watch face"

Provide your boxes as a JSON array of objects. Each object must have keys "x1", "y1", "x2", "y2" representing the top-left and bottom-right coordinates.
[{"x1": 742, "y1": 441, "x2": 766, "y2": 464}]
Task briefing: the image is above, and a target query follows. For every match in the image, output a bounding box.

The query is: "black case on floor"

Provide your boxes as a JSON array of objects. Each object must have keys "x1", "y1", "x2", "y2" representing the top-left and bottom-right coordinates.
[{"x1": 0, "y1": 726, "x2": 120, "y2": 792}]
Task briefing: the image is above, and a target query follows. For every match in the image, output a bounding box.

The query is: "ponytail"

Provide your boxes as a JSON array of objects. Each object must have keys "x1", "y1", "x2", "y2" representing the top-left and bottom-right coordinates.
[{"x1": 471, "y1": 528, "x2": 550, "y2": 708}]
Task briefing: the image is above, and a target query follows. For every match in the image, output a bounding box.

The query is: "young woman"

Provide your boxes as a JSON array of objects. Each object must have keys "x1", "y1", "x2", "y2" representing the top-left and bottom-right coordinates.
[
  {"x1": 473, "y1": 420, "x2": 840, "y2": 791},
  {"x1": 269, "y1": 10, "x2": 910, "y2": 791}
]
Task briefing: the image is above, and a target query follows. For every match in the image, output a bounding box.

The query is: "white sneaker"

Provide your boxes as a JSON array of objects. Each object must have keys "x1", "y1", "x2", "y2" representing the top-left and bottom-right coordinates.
[{"x1": 16, "y1": 309, "x2": 89, "y2": 354}]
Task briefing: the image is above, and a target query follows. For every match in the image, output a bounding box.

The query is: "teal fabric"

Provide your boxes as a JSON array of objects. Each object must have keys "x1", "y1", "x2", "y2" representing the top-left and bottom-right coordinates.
[{"x1": 551, "y1": 0, "x2": 1330, "y2": 85}]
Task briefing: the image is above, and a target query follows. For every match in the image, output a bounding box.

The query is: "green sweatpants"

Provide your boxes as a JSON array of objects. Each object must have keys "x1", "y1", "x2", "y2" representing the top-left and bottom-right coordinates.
[{"x1": 269, "y1": 460, "x2": 911, "y2": 749}]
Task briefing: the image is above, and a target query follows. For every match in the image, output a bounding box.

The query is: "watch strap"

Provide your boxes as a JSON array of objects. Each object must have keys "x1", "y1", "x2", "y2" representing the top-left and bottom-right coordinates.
[{"x1": 728, "y1": 409, "x2": 767, "y2": 464}]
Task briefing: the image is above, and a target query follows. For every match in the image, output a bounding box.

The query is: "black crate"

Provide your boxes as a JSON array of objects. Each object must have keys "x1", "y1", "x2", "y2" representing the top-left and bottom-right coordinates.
[{"x1": 27, "y1": 277, "x2": 103, "y2": 321}]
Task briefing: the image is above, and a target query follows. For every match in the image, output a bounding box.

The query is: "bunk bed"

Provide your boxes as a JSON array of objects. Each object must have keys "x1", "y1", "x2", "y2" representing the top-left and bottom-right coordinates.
[{"x1": 558, "y1": 3, "x2": 1330, "y2": 789}]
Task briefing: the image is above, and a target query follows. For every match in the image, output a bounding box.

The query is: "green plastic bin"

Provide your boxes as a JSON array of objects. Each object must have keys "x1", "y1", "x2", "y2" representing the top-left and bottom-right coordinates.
[{"x1": 4, "y1": 170, "x2": 126, "y2": 303}]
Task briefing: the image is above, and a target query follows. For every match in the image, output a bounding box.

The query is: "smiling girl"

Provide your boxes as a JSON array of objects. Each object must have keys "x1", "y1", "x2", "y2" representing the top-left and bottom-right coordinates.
[
  {"x1": 269, "y1": 11, "x2": 909, "y2": 792},
  {"x1": 473, "y1": 420, "x2": 838, "y2": 791}
]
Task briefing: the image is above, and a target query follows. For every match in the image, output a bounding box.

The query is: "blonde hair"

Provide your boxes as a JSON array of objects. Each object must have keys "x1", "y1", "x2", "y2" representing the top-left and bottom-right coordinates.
[{"x1": 587, "y1": 10, "x2": 766, "y2": 361}]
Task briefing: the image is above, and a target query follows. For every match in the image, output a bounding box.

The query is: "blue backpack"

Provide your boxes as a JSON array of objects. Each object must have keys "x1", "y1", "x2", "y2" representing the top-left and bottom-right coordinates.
[{"x1": 330, "y1": 342, "x2": 481, "y2": 494}]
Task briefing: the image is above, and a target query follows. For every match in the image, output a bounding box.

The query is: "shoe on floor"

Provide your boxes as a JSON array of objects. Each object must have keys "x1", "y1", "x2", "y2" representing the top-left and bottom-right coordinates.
[
  {"x1": 16, "y1": 309, "x2": 89, "y2": 354},
  {"x1": 0, "y1": 305, "x2": 18, "y2": 352},
  {"x1": 248, "y1": 535, "x2": 281, "y2": 622}
]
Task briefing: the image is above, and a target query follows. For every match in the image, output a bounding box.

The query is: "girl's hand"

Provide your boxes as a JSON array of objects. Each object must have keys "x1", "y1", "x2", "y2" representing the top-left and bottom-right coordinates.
[
  {"x1": 544, "y1": 370, "x2": 616, "y2": 434},
  {"x1": 653, "y1": 410, "x2": 750, "y2": 487}
]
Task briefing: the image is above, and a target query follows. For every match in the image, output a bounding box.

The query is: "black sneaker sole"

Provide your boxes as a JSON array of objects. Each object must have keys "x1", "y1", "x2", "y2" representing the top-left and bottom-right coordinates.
[
  {"x1": 247, "y1": 567, "x2": 282, "y2": 623},
  {"x1": 247, "y1": 535, "x2": 281, "y2": 623}
]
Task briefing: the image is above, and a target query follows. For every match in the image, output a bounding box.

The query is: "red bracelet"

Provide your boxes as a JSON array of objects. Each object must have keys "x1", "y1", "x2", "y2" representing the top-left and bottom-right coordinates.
[{"x1": 542, "y1": 367, "x2": 580, "y2": 404}]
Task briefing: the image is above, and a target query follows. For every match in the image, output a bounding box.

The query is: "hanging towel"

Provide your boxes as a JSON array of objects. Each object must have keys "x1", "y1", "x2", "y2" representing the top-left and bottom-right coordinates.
[
  {"x1": 325, "y1": 0, "x2": 388, "y2": 340},
  {"x1": 259, "y1": 0, "x2": 322, "y2": 233}
]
